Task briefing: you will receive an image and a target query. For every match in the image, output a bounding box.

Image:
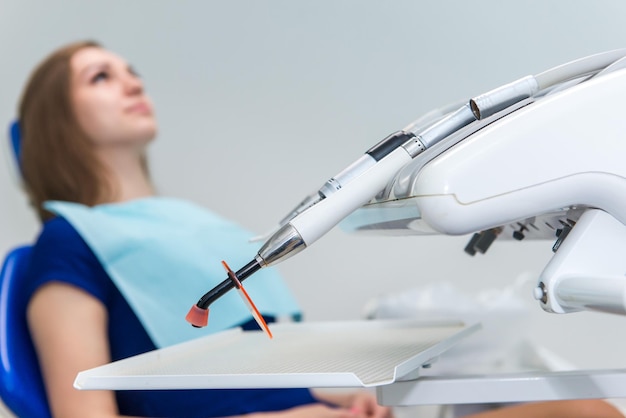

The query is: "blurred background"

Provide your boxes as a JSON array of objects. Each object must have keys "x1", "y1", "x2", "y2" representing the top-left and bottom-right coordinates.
[{"x1": 2, "y1": 0, "x2": 626, "y2": 373}]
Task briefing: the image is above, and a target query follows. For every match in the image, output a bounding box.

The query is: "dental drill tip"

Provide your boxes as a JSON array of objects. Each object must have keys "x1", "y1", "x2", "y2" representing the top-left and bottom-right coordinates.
[
  {"x1": 191, "y1": 259, "x2": 262, "y2": 312},
  {"x1": 186, "y1": 305, "x2": 209, "y2": 328}
]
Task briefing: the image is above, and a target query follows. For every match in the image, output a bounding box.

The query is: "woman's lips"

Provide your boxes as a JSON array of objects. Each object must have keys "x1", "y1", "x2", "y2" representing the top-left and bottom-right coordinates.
[{"x1": 126, "y1": 102, "x2": 152, "y2": 114}]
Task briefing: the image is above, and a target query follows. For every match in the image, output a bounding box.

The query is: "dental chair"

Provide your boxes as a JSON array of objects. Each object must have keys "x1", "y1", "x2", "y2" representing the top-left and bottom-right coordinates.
[
  {"x1": 1, "y1": 122, "x2": 51, "y2": 417},
  {"x1": 0, "y1": 245, "x2": 51, "y2": 418}
]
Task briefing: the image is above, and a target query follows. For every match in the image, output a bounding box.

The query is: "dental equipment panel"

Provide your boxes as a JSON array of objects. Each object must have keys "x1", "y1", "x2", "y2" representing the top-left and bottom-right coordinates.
[{"x1": 188, "y1": 49, "x2": 626, "y2": 326}]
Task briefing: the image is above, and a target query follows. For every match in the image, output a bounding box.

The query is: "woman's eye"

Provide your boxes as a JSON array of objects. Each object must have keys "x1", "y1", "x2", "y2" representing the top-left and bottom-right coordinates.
[
  {"x1": 128, "y1": 67, "x2": 141, "y2": 78},
  {"x1": 91, "y1": 71, "x2": 109, "y2": 83}
]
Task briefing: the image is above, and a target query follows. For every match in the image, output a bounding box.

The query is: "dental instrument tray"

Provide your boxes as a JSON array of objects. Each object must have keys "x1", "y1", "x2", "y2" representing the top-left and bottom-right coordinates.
[{"x1": 74, "y1": 319, "x2": 479, "y2": 390}]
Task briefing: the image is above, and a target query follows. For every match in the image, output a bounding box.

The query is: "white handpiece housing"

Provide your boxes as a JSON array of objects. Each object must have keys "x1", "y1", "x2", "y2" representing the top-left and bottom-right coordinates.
[{"x1": 342, "y1": 51, "x2": 626, "y2": 315}]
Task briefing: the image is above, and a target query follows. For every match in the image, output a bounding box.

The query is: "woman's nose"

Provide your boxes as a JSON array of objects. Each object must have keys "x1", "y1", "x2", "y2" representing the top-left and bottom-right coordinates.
[{"x1": 123, "y1": 74, "x2": 143, "y2": 95}]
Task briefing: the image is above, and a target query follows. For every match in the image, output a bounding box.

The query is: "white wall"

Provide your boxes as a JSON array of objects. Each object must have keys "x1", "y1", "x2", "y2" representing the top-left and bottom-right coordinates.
[{"x1": 2, "y1": 0, "x2": 626, "y2": 371}]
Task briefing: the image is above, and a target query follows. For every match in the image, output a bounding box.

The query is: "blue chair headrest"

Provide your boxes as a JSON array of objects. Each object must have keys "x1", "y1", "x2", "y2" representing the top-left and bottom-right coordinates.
[{"x1": 9, "y1": 120, "x2": 21, "y2": 173}]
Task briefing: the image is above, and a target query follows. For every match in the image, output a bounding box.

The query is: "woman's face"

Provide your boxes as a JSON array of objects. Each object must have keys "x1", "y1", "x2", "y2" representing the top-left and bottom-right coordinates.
[{"x1": 70, "y1": 46, "x2": 157, "y2": 148}]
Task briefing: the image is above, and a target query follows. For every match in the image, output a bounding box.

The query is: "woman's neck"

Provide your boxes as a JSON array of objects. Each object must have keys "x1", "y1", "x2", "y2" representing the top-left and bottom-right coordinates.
[
  {"x1": 114, "y1": 170, "x2": 155, "y2": 202},
  {"x1": 97, "y1": 147, "x2": 155, "y2": 203}
]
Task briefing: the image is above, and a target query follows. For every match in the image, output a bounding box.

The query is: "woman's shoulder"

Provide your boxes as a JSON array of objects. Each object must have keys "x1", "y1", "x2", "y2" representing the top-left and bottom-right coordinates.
[
  {"x1": 28, "y1": 216, "x2": 113, "y2": 303},
  {"x1": 33, "y1": 215, "x2": 101, "y2": 272},
  {"x1": 35, "y1": 215, "x2": 99, "y2": 255},
  {"x1": 38, "y1": 215, "x2": 80, "y2": 241}
]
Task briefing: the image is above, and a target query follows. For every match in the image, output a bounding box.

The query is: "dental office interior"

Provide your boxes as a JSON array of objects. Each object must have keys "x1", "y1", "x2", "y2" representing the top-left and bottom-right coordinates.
[{"x1": 3, "y1": 0, "x2": 626, "y2": 417}]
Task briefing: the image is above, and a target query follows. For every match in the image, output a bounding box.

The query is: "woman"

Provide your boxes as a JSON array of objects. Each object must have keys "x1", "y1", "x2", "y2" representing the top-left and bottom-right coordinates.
[{"x1": 18, "y1": 40, "x2": 391, "y2": 418}]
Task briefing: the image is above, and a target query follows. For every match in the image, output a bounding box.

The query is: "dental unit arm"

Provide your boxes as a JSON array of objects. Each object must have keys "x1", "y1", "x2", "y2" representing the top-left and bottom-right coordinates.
[{"x1": 187, "y1": 49, "x2": 626, "y2": 327}]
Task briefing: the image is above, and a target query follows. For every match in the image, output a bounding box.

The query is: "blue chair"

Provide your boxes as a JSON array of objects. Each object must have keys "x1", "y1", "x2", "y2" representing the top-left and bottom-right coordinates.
[
  {"x1": 0, "y1": 246, "x2": 51, "y2": 418},
  {"x1": 8, "y1": 121, "x2": 21, "y2": 173},
  {"x1": 3, "y1": 122, "x2": 50, "y2": 417}
]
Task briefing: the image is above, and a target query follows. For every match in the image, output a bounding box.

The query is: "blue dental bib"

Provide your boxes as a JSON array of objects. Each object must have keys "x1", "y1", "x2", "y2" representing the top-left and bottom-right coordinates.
[{"x1": 44, "y1": 197, "x2": 301, "y2": 348}]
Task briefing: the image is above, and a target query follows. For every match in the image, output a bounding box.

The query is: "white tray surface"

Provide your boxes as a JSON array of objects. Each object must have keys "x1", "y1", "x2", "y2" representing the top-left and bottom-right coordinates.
[{"x1": 75, "y1": 319, "x2": 479, "y2": 390}]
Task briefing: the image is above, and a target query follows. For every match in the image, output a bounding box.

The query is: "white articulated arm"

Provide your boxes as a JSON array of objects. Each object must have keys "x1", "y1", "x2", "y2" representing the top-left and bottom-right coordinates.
[{"x1": 535, "y1": 209, "x2": 626, "y2": 315}]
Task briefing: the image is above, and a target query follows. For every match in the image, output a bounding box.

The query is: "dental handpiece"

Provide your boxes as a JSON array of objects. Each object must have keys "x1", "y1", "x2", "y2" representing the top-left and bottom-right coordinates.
[
  {"x1": 186, "y1": 103, "x2": 480, "y2": 328},
  {"x1": 186, "y1": 58, "x2": 626, "y2": 328},
  {"x1": 185, "y1": 131, "x2": 421, "y2": 327},
  {"x1": 274, "y1": 130, "x2": 418, "y2": 229},
  {"x1": 185, "y1": 76, "x2": 545, "y2": 327}
]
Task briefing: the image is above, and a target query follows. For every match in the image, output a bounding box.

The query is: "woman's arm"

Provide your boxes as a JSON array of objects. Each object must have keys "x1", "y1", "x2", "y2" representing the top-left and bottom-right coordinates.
[
  {"x1": 464, "y1": 400, "x2": 624, "y2": 418},
  {"x1": 311, "y1": 390, "x2": 392, "y2": 418},
  {"x1": 239, "y1": 390, "x2": 393, "y2": 418},
  {"x1": 28, "y1": 282, "x2": 134, "y2": 418}
]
